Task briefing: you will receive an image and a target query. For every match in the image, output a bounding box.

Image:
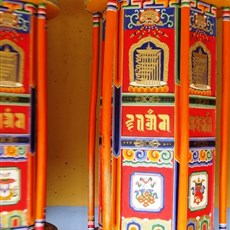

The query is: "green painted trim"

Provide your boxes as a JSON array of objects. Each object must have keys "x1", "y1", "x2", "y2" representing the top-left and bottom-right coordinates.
[
  {"x1": 189, "y1": 95, "x2": 216, "y2": 108},
  {"x1": 181, "y1": 3, "x2": 190, "y2": 7},
  {"x1": 93, "y1": 22, "x2": 100, "y2": 27},
  {"x1": 122, "y1": 93, "x2": 175, "y2": 106},
  {"x1": 0, "y1": 93, "x2": 30, "y2": 106},
  {"x1": 189, "y1": 104, "x2": 216, "y2": 109},
  {"x1": 15, "y1": 9, "x2": 32, "y2": 14}
]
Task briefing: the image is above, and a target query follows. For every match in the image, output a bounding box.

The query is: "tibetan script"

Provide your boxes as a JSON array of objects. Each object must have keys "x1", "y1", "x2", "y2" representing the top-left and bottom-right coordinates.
[
  {"x1": 0, "y1": 108, "x2": 26, "y2": 130},
  {"x1": 189, "y1": 112, "x2": 212, "y2": 133},
  {"x1": 125, "y1": 109, "x2": 170, "y2": 133}
]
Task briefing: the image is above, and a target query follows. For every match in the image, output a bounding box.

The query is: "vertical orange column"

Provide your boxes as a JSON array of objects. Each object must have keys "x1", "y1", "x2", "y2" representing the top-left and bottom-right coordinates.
[
  {"x1": 177, "y1": 1, "x2": 190, "y2": 229},
  {"x1": 111, "y1": 3, "x2": 121, "y2": 229},
  {"x1": 88, "y1": 13, "x2": 101, "y2": 230},
  {"x1": 219, "y1": 7, "x2": 230, "y2": 230},
  {"x1": 101, "y1": 1, "x2": 118, "y2": 229},
  {"x1": 115, "y1": 5, "x2": 124, "y2": 230},
  {"x1": 26, "y1": 3, "x2": 37, "y2": 226},
  {"x1": 35, "y1": 4, "x2": 47, "y2": 230}
]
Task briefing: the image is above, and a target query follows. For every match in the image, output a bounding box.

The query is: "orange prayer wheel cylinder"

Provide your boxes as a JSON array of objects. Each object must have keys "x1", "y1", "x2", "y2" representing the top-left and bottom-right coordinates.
[
  {"x1": 85, "y1": 0, "x2": 230, "y2": 230},
  {"x1": 0, "y1": 0, "x2": 59, "y2": 229}
]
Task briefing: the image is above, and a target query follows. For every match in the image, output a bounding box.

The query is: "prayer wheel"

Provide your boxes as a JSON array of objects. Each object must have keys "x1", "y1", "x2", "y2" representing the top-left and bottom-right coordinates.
[
  {"x1": 85, "y1": 0, "x2": 230, "y2": 229},
  {"x1": 0, "y1": 0, "x2": 59, "y2": 229}
]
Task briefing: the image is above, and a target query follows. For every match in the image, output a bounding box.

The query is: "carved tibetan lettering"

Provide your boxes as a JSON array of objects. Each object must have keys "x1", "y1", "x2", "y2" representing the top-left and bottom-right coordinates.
[
  {"x1": 145, "y1": 110, "x2": 157, "y2": 131},
  {"x1": 2, "y1": 108, "x2": 14, "y2": 128},
  {"x1": 0, "y1": 108, "x2": 26, "y2": 130},
  {"x1": 126, "y1": 114, "x2": 135, "y2": 131},
  {"x1": 189, "y1": 112, "x2": 212, "y2": 133},
  {"x1": 158, "y1": 114, "x2": 170, "y2": 132},
  {"x1": 125, "y1": 109, "x2": 171, "y2": 133},
  {"x1": 15, "y1": 113, "x2": 25, "y2": 129},
  {"x1": 136, "y1": 114, "x2": 144, "y2": 132}
]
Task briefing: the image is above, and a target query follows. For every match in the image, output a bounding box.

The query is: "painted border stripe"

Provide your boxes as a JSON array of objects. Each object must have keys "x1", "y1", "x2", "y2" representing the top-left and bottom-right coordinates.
[
  {"x1": 189, "y1": 96, "x2": 216, "y2": 107},
  {"x1": 219, "y1": 224, "x2": 227, "y2": 230},
  {"x1": 181, "y1": 0, "x2": 190, "y2": 7},
  {"x1": 121, "y1": 137, "x2": 175, "y2": 149},
  {"x1": 0, "y1": 135, "x2": 30, "y2": 144},
  {"x1": 222, "y1": 9, "x2": 230, "y2": 14},
  {"x1": 93, "y1": 13, "x2": 100, "y2": 27},
  {"x1": 223, "y1": 8, "x2": 230, "y2": 21},
  {"x1": 122, "y1": 94, "x2": 175, "y2": 105},
  {"x1": 0, "y1": 94, "x2": 30, "y2": 105},
  {"x1": 107, "y1": 2, "x2": 118, "y2": 11},
  {"x1": 198, "y1": 1, "x2": 211, "y2": 9},
  {"x1": 189, "y1": 139, "x2": 216, "y2": 149},
  {"x1": 223, "y1": 17, "x2": 230, "y2": 21},
  {"x1": 35, "y1": 219, "x2": 45, "y2": 225}
]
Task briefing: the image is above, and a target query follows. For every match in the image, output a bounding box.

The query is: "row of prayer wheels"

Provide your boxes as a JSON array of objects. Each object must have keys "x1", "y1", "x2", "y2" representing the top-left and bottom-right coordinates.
[
  {"x1": 84, "y1": 0, "x2": 230, "y2": 230},
  {"x1": 0, "y1": 0, "x2": 59, "y2": 229},
  {"x1": 0, "y1": 0, "x2": 229, "y2": 230}
]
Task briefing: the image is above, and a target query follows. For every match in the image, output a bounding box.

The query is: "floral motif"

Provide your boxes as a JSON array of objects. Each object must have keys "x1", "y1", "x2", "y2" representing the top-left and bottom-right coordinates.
[
  {"x1": 17, "y1": 146, "x2": 26, "y2": 156},
  {"x1": 123, "y1": 149, "x2": 135, "y2": 161},
  {"x1": 123, "y1": 149, "x2": 173, "y2": 167},
  {"x1": 135, "y1": 150, "x2": 147, "y2": 161},
  {"x1": 148, "y1": 150, "x2": 160, "y2": 162},
  {"x1": 0, "y1": 146, "x2": 27, "y2": 158},
  {"x1": 134, "y1": 177, "x2": 158, "y2": 208},
  {"x1": 199, "y1": 150, "x2": 207, "y2": 161},
  {"x1": 5, "y1": 146, "x2": 17, "y2": 157},
  {"x1": 189, "y1": 149, "x2": 214, "y2": 166}
]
